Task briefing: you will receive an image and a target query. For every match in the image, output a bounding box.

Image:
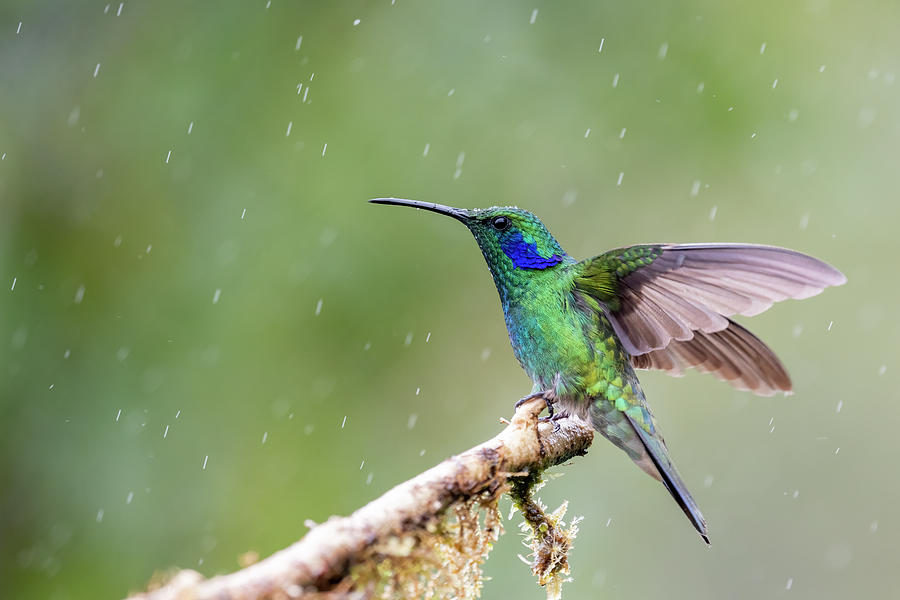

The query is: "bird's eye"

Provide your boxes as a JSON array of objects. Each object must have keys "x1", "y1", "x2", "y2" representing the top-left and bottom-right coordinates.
[{"x1": 491, "y1": 216, "x2": 511, "y2": 231}]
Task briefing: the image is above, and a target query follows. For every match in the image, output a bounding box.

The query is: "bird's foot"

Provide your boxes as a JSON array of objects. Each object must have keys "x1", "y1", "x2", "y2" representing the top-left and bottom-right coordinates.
[
  {"x1": 539, "y1": 410, "x2": 568, "y2": 433},
  {"x1": 514, "y1": 389, "x2": 557, "y2": 419}
]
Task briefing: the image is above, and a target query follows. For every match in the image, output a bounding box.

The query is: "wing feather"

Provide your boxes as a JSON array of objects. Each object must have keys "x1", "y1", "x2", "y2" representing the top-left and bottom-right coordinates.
[
  {"x1": 574, "y1": 243, "x2": 844, "y2": 396},
  {"x1": 632, "y1": 320, "x2": 792, "y2": 396},
  {"x1": 580, "y1": 244, "x2": 846, "y2": 355}
]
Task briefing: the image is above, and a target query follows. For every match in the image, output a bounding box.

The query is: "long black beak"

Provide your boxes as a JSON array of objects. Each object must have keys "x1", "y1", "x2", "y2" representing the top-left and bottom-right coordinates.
[{"x1": 369, "y1": 198, "x2": 470, "y2": 223}]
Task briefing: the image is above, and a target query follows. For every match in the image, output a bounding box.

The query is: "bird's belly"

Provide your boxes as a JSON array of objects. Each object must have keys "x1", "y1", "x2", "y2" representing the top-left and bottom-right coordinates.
[
  {"x1": 504, "y1": 306, "x2": 597, "y2": 396},
  {"x1": 505, "y1": 304, "x2": 631, "y2": 406}
]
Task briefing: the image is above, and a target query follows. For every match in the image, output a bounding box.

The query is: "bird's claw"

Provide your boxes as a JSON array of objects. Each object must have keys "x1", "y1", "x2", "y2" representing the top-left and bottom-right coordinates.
[
  {"x1": 514, "y1": 389, "x2": 556, "y2": 419},
  {"x1": 538, "y1": 411, "x2": 566, "y2": 433},
  {"x1": 538, "y1": 415, "x2": 561, "y2": 433}
]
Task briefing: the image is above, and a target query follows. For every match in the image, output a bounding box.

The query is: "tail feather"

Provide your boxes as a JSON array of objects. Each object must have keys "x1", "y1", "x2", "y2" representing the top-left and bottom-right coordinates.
[{"x1": 624, "y1": 415, "x2": 710, "y2": 544}]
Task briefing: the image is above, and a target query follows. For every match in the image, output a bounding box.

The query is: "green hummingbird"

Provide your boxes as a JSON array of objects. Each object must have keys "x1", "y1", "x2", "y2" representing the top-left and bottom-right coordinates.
[{"x1": 370, "y1": 198, "x2": 845, "y2": 543}]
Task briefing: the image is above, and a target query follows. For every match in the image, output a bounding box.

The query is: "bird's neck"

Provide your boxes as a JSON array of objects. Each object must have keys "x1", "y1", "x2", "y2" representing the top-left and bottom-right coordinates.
[{"x1": 487, "y1": 258, "x2": 574, "y2": 308}]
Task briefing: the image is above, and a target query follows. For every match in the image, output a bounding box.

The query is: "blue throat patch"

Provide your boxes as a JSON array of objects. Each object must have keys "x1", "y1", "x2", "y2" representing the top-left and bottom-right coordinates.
[{"x1": 501, "y1": 232, "x2": 563, "y2": 270}]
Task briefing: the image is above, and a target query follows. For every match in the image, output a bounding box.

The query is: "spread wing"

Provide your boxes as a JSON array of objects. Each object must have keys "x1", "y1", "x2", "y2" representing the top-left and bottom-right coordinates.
[{"x1": 573, "y1": 243, "x2": 846, "y2": 395}]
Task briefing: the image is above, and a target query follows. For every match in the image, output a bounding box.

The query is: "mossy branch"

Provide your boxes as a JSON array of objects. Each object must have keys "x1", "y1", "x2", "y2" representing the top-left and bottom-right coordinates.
[{"x1": 127, "y1": 397, "x2": 594, "y2": 600}]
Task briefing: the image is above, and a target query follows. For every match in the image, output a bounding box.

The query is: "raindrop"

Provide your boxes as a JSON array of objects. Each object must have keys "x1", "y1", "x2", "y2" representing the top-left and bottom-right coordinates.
[
  {"x1": 415, "y1": 387, "x2": 420, "y2": 396},
  {"x1": 96, "y1": 509, "x2": 104, "y2": 523},
  {"x1": 788, "y1": 109, "x2": 799, "y2": 122},
  {"x1": 366, "y1": 473, "x2": 373, "y2": 485},
  {"x1": 709, "y1": 205, "x2": 717, "y2": 221},
  {"x1": 836, "y1": 400, "x2": 843, "y2": 413},
  {"x1": 116, "y1": 409, "x2": 122, "y2": 422},
  {"x1": 126, "y1": 491, "x2": 134, "y2": 504},
  {"x1": 408, "y1": 414, "x2": 418, "y2": 429},
  {"x1": 799, "y1": 214, "x2": 809, "y2": 230},
  {"x1": 261, "y1": 431, "x2": 268, "y2": 444},
  {"x1": 584, "y1": 128, "x2": 591, "y2": 138},
  {"x1": 10, "y1": 277, "x2": 15, "y2": 291},
  {"x1": 341, "y1": 415, "x2": 347, "y2": 429},
  {"x1": 295, "y1": 35, "x2": 303, "y2": 50},
  {"x1": 93, "y1": 63, "x2": 101, "y2": 78},
  {"x1": 419, "y1": 449, "x2": 426, "y2": 456},
  {"x1": 202, "y1": 455, "x2": 209, "y2": 469},
  {"x1": 16, "y1": 21, "x2": 22, "y2": 34},
  {"x1": 616, "y1": 172, "x2": 624, "y2": 186},
  {"x1": 74, "y1": 285, "x2": 85, "y2": 304},
  {"x1": 64, "y1": 349, "x2": 70, "y2": 359},
  {"x1": 114, "y1": 234, "x2": 123, "y2": 247},
  {"x1": 286, "y1": 121, "x2": 293, "y2": 136},
  {"x1": 690, "y1": 180, "x2": 701, "y2": 197},
  {"x1": 363, "y1": 341, "x2": 372, "y2": 351},
  {"x1": 619, "y1": 127, "x2": 626, "y2": 139},
  {"x1": 870, "y1": 520, "x2": 878, "y2": 532},
  {"x1": 359, "y1": 460, "x2": 365, "y2": 470},
  {"x1": 447, "y1": 88, "x2": 455, "y2": 96},
  {"x1": 423, "y1": 143, "x2": 430, "y2": 157},
  {"x1": 315, "y1": 299, "x2": 323, "y2": 315},
  {"x1": 163, "y1": 425, "x2": 169, "y2": 438},
  {"x1": 11, "y1": 325, "x2": 27, "y2": 349},
  {"x1": 404, "y1": 332, "x2": 413, "y2": 346},
  {"x1": 241, "y1": 208, "x2": 247, "y2": 220},
  {"x1": 530, "y1": 9, "x2": 538, "y2": 24},
  {"x1": 353, "y1": 18, "x2": 360, "y2": 26},
  {"x1": 425, "y1": 332, "x2": 432, "y2": 342},
  {"x1": 612, "y1": 73, "x2": 619, "y2": 87},
  {"x1": 322, "y1": 143, "x2": 327, "y2": 157},
  {"x1": 212, "y1": 289, "x2": 221, "y2": 304},
  {"x1": 819, "y1": 65, "x2": 826, "y2": 73},
  {"x1": 703, "y1": 475, "x2": 714, "y2": 488},
  {"x1": 760, "y1": 42, "x2": 767, "y2": 54},
  {"x1": 598, "y1": 38, "x2": 605, "y2": 53},
  {"x1": 481, "y1": 347, "x2": 491, "y2": 361},
  {"x1": 117, "y1": 3, "x2": 123, "y2": 16},
  {"x1": 878, "y1": 365, "x2": 886, "y2": 375},
  {"x1": 827, "y1": 320, "x2": 834, "y2": 332},
  {"x1": 165, "y1": 150, "x2": 172, "y2": 163},
  {"x1": 857, "y1": 108, "x2": 876, "y2": 128},
  {"x1": 786, "y1": 578, "x2": 793, "y2": 590},
  {"x1": 657, "y1": 43, "x2": 668, "y2": 60},
  {"x1": 772, "y1": 78, "x2": 779, "y2": 89}
]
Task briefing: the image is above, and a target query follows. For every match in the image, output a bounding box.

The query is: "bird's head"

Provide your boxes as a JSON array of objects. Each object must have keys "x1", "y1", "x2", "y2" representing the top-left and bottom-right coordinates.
[{"x1": 370, "y1": 198, "x2": 568, "y2": 296}]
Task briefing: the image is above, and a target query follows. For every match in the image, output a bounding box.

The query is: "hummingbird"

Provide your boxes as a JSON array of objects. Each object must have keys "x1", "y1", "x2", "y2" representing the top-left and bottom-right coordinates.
[{"x1": 370, "y1": 198, "x2": 845, "y2": 543}]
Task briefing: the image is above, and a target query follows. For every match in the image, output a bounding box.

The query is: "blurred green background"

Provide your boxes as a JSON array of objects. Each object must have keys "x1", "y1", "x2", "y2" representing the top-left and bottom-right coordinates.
[{"x1": 1, "y1": 1, "x2": 897, "y2": 598}]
